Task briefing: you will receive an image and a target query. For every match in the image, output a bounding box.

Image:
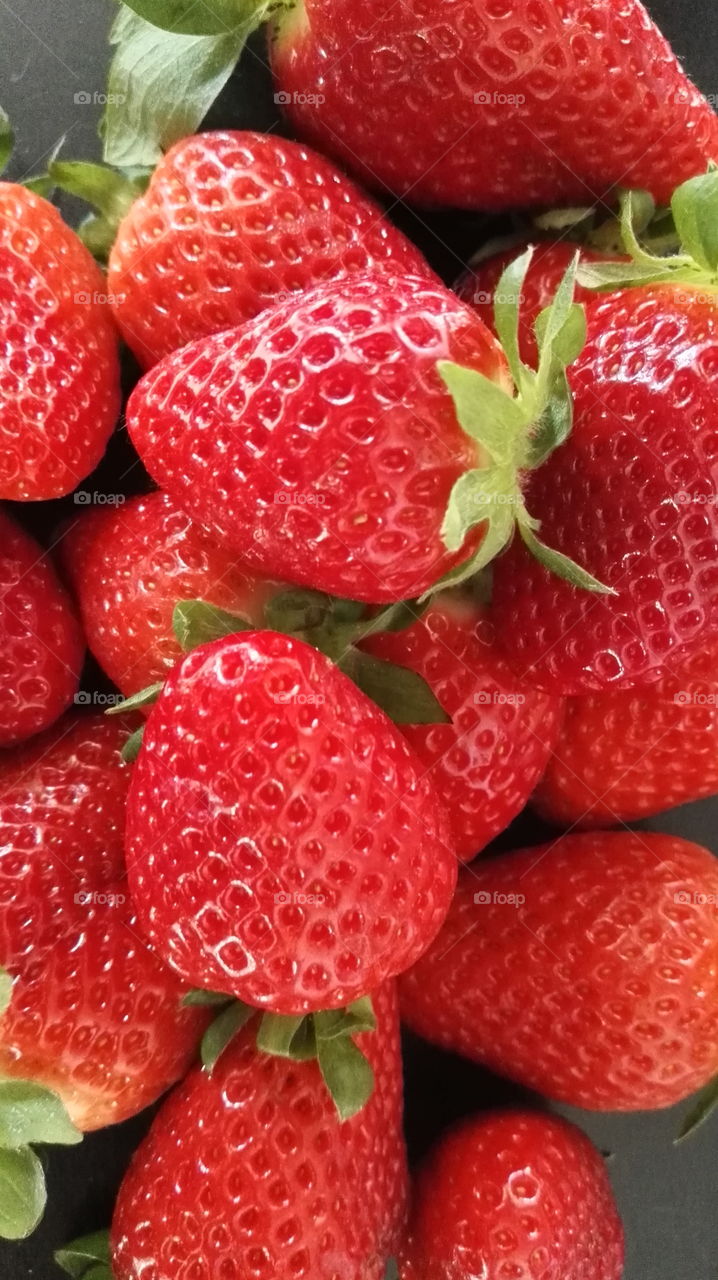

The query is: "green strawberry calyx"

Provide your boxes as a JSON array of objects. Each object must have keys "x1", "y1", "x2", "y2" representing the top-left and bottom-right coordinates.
[
  {"x1": 437, "y1": 248, "x2": 614, "y2": 596},
  {"x1": 184, "y1": 990, "x2": 377, "y2": 1123},
  {"x1": 55, "y1": 1229, "x2": 113, "y2": 1279},
  {"x1": 46, "y1": 161, "x2": 151, "y2": 261},
  {"x1": 0, "y1": 967, "x2": 83, "y2": 1241},
  {"x1": 675, "y1": 1074, "x2": 718, "y2": 1144},
  {"x1": 578, "y1": 168, "x2": 718, "y2": 294}
]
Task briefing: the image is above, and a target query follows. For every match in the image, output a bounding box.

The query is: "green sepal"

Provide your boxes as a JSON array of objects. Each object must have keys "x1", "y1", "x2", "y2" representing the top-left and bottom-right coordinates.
[
  {"x1": 0, "y1": 1080, "x2": 82, "y2": 1151},
  {"x1": 55, "y1": 1229, "x2": 111, "y2": 1278},
  {"x1": 102, "y1": 8, "x2": 248, "y2": 168},
  {"x1": 0, "y1": 106, "x2": 13, "y2": 177},
  {"x1": 354, "y1": 599, "x2": 425, "y2": 640},
  {"x1": 315, "y1": 1034, "x2": 375, "y2": 1123},
  {"x1": 256, "y1": 1012, "x2": 309, "y2": 1058},
  {"x1": 671, "y1": 169, "x2": 718, "y2": 273},
  {"x1": 120, "y1": 0, "x2": 273, "y2": 36},
  {"x1": 173, "y1": 599, "x2": 253, "y2": 652},
  {"x1": 182, "y1": 988, "x2": 233, "y2": 1007},
  {"x1": 48, "y1": 161, "x2": 150, "y2": 260},
  {"x1": 120, "y1": 726, "x2": 145, "y2": 763},
  {"x1": 256, "y1": 1000, "x2": 377, "y2": 1120},
  {"x1": 106, "y1": 681, "x2": 164, "y2": 715},
  {"x1": 0, "y1": 968, "x2": 12, "y2": 1017},
  {"x1": 338, "y1": 650, "x2": 450, "y2": 725},
  {"x1": 517, "y1": 519, "x2": 616, "y2": 596},
  {"x1": 264, "y1": 588, "x2": 336, "y2": 635},
  {"x1": 313, "y1": 997, "x2": 376, "y2": 1041},
  {"x1": 201, "y1": 1001, "x2": 254, "y2": 1071},
  {"x1": 0, "y1": 1146, "x2": 45, "y2": 1240},
  {"x1": 675, "y1": 1075, "x2": 718, "y2": 1143}
]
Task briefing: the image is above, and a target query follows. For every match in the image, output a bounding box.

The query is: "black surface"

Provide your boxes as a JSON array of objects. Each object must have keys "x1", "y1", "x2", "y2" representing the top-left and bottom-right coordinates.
[{"x1": 1, "y1": 1, "x2": 718, "y2": 1277}]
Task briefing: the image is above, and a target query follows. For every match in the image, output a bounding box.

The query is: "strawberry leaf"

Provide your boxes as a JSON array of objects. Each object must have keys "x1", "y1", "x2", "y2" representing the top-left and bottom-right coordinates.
[
  {"x1": 0, "y1": 1146, "x2": 45, "y2": 1239},
  {"x1": 338, "y1": 650, "x2": 450, "y2": 725},
  {"x1": 173, "y1": 599, "x2": 254, "y2": 652},
  {"x1": 676, "y1": 1075, "x2": 718, "y2": 1142},
  {"x1": 492, "y1": 246, "x2": 533, "y2": 391},
  {"x1": 0, "y1": 106, "x2": 13, "y2": 177},
  {"x1": 121, "y1": 726, "x2": 145, "y2": 763},
  {"x1": 55, "y1": 1230, "x2": 111, "y2": 1278},
  {"x1": 106, "y1": 682, "x2": 164, "y2": 715},
  {"x1": 315, "y1": 1034, "x2": 375, "y2": 1123},
  {"x1": 0, "y1": 968, "x2": 12, "y2": 1017},
  {"x1": 438, "y1": 361, "x2": 527, "y2": 464},
  {"x1": 517, "y1": 521, "x2": 615, "y2": 595},
  {"x1": 102, "y1": 8, "x2": 247, "y2": 168},
  {"x1": 0, "y1": 1081, "x2": 82, "y2": 1150},
  {"x1": 671, "y1": 169, "x2": 718, "y2": 274},
  {"x1": 122, "y1": 0, "x2": 272, "y2": 36},
  {"x1": 48, "y1": 161, "x2": 150, "y2": 260},
  {"x1": 201, "y1": 1001, "x2": 254, "y2": 1071}
]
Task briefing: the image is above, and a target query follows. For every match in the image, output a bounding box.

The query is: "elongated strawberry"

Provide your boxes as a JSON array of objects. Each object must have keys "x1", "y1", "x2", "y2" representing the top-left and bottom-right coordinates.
[
  {"x1": 127, "y1": 263, "x2": 603, "y2": 603},
  {"x1": 61, "y1": 491, "x2": 277, "y2": 696},
  {"x1": 0, "y1": 714, "x2": 208, "y2": 1238},
  {"x1": 0, "y1": 509, "x2": 83, "y2": 746},
  {"x1": 534, "y1": 634, "x2": 718, "y2": 827},
  {"x1": 491, "y1": 174, "x2": 718, "y2": 694},
  {"x1": 126, "y1": 629, "x2": 455, "y2": 1016},
  {"x1": 362, "y1": 590, "x2": 564, "y2": 858},
  {"x1": 0, "y1": 175, "x2": 120, "y2": 499},
  {"x1": 107, "y1": 130, "x2": 433, "y2": 368},
  {"x1": 400, "y1": 831, "x2": 718, "y2": 1111},
  {"x1": 399, "y1": 1110, "x2": 624, "y2": 1280},
  {"x1": 108, "y1": 983, "x2": 406, "y2": 1280}
]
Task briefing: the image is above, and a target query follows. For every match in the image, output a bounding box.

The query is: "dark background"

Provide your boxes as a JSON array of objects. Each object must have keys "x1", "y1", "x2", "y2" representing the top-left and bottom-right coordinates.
[{"x1": 1, "y1": 1, "x2": 718, "y2": 1276}]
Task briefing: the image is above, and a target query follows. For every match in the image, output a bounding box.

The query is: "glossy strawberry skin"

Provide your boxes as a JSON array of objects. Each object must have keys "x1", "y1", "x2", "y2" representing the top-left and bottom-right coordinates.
[
  {"x1": 108, "y1": 130, "x2": 433, "y2": 369},
  {"x1": 127, "y1": 273, "x2": 508, "y2": 603},
  {"x1": 455, "y1": 240, "x2": 608, "y2": 366},
  {"x1": 61, "y1": 491, "x2": 277, "y2": 696},
  {"x1": 0, "y1": 714, "x2": 208, "y2": 1131},
  {"x1": 0, "y1": 509, "x2": 84, "y2": 747},
  {"x1": 400, "y1": 831, "x2": 718, "y2": 1110},
  {"x1": 362, "y1": 592, "x2": 564, "y2": 859},
  {"x1": 492, "y1": 285, "x2": 718, "y2": 694},
  {"x1": 400, "y1": 1110, "x2": 624, "y2": 1280},
  {"x1": 112, "y1": 983, "x2": 407, "y2": 1280},
  {"x1": 126, "y1": 631, "x2": 456, "y2": 1014},
  {"x1": 0, "y1": 184, "x2": 120, "y2": 499},
  {"x1": 271, "y1": 0, "x2": 718, "y2": 210},
  {"x1": 534, "y1": 634, "x2": 718, "y2": 827}
]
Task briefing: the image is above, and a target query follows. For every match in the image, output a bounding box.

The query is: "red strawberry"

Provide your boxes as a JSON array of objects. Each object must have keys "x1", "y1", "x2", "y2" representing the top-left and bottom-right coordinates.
[
  {"x1": 107, "y1": 130, "x2": 433, "y2": 369},
  {"x1": 399, "y1": 1110, "x2": 624, "y2": 1280},
  {"x1": 400, "y1": 831, "x2": 718, "y2": 1110},
  {"x1": 362, "y1": 590, "x2": 564, "y2": 859},
  {"x1": 534, "y1": 634, "x2": 718, "y2": 827},
  {"x1": 0, "y1": 183, "x2": 120, "y2": 499},
  {"x1": 111, "y1": 983, "x2": 406, "y2": 1280},
  {"x1": 126, "y1": 629, "x2": 456, "y2": 1013},
  {"x1": 269, "y1": 0, "x2": 718, "y2": 210},
  {"x1": 61, "y1": 491, "x2": 277, "y2": 696},
  {"x1": 455, "y1": 240, "x2": 608, "y2": 366},
  {"x1": 0, "y1": 509, "x2": 83, "y2": 746},
  {"x1": 127, "y1": 267, "x2": 592, "y2": 604},
  {"x1": 0, "y1": 713, "x2": 207, "y2": 1130}
]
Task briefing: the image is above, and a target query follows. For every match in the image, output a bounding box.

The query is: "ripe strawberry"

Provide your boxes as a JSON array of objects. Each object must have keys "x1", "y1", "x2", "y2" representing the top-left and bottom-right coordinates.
[
  {"x1": 399, "y1": 1110, "x2": 624, "y2": 1280},
  {"x1": 455, "y1": 240, "x2": 608, "y2": 366},
  {"x1": 0, "y1": 509, "x2": 83, "y2": 746},
  {"x1": 0, "y1": 713, "x2": 207, "y2": 1131},
  {"x1": 534, "y1": 634, "x2": 718, "y2": 827},
  {"x1": 268, "y1": 0, "x2": 718, "y2": 210},
  {"x1": 125, "y1": 629, "x2": 456, "y2": 1013},
  {"x1": 491, "y1": 173, "x2": 718, "y2": 694},
  {"x1": 362, "y1": 590, "x2": 564, "y2": 859},
  {"x1": 61, "y1": 491, "x2": 276, "y2": 696},
  {"x1": 0, "y1": 183, "x2": 120, "y2": 499},
  {"x1": 127, "y1": 266, "x2": 594, "y2": 604},
  {"x1": 400, "y1": 831, "x2": 718, "y2": 1111},
  {"x1": 107, "y1": 130, "x2": 433, "y2": 369},
  {"x1": 110, "y1": 983, "x2": 406, "y2": 1280}
]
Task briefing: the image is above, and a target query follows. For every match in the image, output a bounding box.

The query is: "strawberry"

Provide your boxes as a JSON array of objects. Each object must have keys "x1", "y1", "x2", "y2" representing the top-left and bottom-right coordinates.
[
  {"x1": 400, "y1": 830, "x2": 718, "y2": 1111},
  {"x1": 399, "y1": 1110, "x2": 624, "y2": 1280},
  {"x1": 489, "y1": 174, "x2": 718, "y2": 694},
  {"x1": 109, "y1": 983, "x2": 406, "y2": 1280},
  {"x1": 0, "y1": 509, "x2": 83, "y2": 746},
  {"x1": 61, "y1": 490, "x2": 277, "y2": 696},
  {"x1": 534, "y1": 633, "x2": 718, "y2": 828},
  {"x1": 125, "y1": 629, "x2": 456, "y2": 1015},
  {"x1": 127, "y1": 263, "x2": 601, "y2": 604},
  {"x1": 0, "y1": 713, "x2": 208, "y2": 1238},
  {"x1": 362, "y1": 590, "x2": 564, "y2": 859},
  {"x1": 0, "y1": 180, "x2": 120, "y2": 499},
  {"x1": 107, "y1": 130, "x2": 433, "y2": 369}
]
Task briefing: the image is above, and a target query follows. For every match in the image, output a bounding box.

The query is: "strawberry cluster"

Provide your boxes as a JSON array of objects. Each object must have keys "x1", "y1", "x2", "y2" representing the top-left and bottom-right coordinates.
[{"x1": 1, "y1": 2, "x2": 718, "y2": 1278}]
